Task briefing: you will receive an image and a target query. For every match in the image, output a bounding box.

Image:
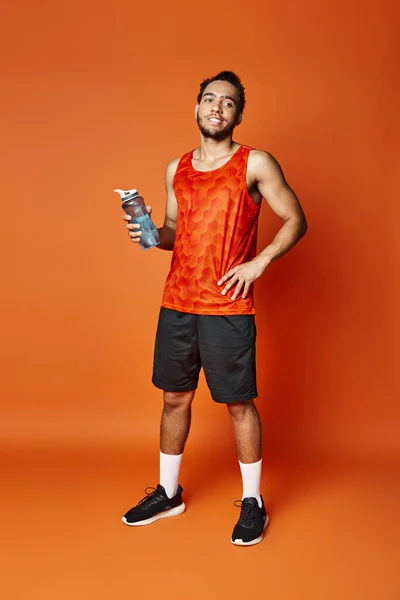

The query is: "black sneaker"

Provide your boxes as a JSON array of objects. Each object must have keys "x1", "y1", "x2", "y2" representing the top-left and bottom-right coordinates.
[
  {"x1": 231, "y1": 496, "x2": 269, "y2": 546},
  {"x1": 122, "y1": 484, "x2": 185, "y2": 526}
]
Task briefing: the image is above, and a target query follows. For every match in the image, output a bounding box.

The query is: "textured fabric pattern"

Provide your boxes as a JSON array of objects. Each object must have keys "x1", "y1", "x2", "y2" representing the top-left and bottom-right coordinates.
[{"x1": 161, "y1": 145, "x2": 261, "y2": 315}]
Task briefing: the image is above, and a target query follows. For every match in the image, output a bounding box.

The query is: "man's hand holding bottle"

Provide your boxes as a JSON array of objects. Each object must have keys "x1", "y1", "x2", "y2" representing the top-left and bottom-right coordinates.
[{"x1": 124, "y1": 206, "x2": 153, "y2": 244}]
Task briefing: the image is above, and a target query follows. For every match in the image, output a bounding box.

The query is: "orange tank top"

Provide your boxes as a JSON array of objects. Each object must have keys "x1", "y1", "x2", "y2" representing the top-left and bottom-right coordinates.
[{"x1": 161, "y1": 145, "x2": 261, "y2": 315}]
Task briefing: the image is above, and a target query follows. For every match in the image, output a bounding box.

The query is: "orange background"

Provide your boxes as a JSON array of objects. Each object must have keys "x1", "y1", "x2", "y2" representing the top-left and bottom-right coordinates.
[{"x1": 1, "y1": 0, "x2": 399, "y2": 598}]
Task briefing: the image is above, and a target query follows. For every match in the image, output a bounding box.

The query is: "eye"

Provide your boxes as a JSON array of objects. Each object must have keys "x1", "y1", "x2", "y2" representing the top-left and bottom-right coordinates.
[{"x1": 223, "y1": 101, "x2": 233, "y2": 108}]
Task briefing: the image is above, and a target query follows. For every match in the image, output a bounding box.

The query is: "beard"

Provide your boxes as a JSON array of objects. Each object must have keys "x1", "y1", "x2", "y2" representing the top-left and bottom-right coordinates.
[{"x1": 196, "y1": 114, "x2": 236, "y2": 141}]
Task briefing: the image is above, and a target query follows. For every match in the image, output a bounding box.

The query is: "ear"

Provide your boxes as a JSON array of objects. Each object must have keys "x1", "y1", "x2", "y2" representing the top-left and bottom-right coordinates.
[
  {"x1": 195, "y1": 104, "x2": 199, "y2": 119},
  {"x1": 236, "y1": 112, "x2": 243, "y2": 126}
]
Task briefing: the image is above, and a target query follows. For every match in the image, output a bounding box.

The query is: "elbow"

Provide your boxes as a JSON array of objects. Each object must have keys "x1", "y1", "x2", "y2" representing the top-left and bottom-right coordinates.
[
  {"x1": 299, "y1": 215, "x2": 308, "y2": 238},
  {"x1": 288, "y1": 213, "x2": 307, "y2": 238}
]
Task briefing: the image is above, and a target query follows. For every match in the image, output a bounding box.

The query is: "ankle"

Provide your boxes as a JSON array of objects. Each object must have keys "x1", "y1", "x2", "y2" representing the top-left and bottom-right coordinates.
[
  {"x1": 239, "y1": 458, "x2": 262, "y2": 508},
  {"x1": 160, "y1": 451, "x2": 183, "y2": 499}
]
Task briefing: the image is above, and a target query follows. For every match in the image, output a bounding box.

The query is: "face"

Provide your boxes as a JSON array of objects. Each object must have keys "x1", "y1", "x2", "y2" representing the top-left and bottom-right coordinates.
[{"x1": 196, "y1": 80, "x2": 242, "y2": 141}]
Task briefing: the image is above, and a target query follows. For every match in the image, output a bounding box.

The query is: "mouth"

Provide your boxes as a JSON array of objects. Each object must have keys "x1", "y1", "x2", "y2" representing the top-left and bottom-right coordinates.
[{"x1": 207, "y1": 117, "x2": 224, "y2": 125}]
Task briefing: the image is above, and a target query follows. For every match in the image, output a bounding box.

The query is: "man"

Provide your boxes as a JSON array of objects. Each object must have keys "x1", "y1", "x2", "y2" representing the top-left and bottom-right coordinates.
[{"x1": 121, "y1": 71, "x2": 307, "y2": 546}]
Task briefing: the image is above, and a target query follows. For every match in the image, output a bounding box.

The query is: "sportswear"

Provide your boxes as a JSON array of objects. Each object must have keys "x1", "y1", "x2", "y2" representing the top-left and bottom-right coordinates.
[
  {"x1": 152, "y1": 307, "x2": 257, "y2": 403},
  {"x1": 231, "y1": 496, "x2": 269, "y2": 546},
  {"x1": 122, "y1": 484, "x2": 185, "y2": 526},
  {"x1": 161, "y1": 145, "x2": 261, "y2": 315}
]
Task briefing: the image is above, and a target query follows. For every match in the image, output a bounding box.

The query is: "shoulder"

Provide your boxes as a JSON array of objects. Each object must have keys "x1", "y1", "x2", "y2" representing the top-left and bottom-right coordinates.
[
  {"x1": 166, "y1": 157, "x2": 181, "y2": 172},
  {"x1": 248, "y1": 149, "x2": 281, "y2": 170},
  {"x1": 165, "y1": 149, "x2": 193, "y2": 173},
  {"x1": 248, "y1": 149, "x2": 284, "y2": 182},
  {"x1": 165, "y1": 157, "x2": 181, "y2": 182}
]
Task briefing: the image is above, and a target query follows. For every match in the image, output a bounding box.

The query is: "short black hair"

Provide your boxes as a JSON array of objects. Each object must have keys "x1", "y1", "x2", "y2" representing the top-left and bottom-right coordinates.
[{"x1": 197, "y1": 71, "x2": 246, "y2": 114}]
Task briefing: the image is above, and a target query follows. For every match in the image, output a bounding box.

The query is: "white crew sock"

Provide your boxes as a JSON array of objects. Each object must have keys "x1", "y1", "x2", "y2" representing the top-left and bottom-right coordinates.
[
  {"x1": 239, "y1": 458, "x2": 262, "y2": 508},
  {"x1": 159, "y1": 451, "x2": 183, "y2": 499}
]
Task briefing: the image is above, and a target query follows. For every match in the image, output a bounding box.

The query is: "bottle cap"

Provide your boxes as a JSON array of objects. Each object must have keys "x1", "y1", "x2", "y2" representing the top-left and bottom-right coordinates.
[{"x1": 114, "y1": 188, "x2": 139, "y2": 203}]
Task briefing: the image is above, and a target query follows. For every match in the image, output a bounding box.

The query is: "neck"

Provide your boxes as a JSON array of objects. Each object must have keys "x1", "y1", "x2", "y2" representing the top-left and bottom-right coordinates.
[{"x1": 197, "y1": 135, "x2": 238, "y2": 160}]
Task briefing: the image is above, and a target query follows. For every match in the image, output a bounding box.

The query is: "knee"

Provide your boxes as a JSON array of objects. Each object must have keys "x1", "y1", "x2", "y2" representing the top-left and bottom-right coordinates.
[
  {"x1": 163, "y1": 390, "x2": 194, "y2": 411},
  {"x1": 227, "y1": 399, "x2": 255, "y2": 420}
]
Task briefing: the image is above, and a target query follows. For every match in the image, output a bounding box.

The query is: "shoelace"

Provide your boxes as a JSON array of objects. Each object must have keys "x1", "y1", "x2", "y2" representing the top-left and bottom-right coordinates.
[
  {"x1": 138, "y1": 486, "x2": 161, "y2": 505},
  {"x1": 234, "y1": 500, "x2": 258, "y2": 525}
]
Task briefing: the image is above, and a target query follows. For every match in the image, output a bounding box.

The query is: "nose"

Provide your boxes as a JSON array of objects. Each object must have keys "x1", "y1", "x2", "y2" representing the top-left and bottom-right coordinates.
[{"x1": 210, "y1": 101, "x2": 222, "y2": 114}]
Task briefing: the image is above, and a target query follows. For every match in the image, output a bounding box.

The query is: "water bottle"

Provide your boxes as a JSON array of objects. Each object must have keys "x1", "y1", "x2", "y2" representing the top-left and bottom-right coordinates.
[{"x1": 114, "y1": 188, "x2": 160, "y2": 250}]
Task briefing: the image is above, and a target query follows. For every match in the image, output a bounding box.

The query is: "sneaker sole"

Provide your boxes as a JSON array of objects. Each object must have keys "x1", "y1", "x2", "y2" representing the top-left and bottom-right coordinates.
[
  {"x1": 121, "y1": 502, "x2": 186, "y2": 527},
  {"x1": 231, "y1": 514, "x2": 270, "y2": 546}
]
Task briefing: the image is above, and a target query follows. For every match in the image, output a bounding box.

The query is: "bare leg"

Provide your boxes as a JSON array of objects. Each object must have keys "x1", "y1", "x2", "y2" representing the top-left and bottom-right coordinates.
[
  {"x1": 160, "y1": 390, "x2": 195, "y2": 455},
  {"x1": 227, "y1": 399, "x2": 262, "y2": 463},
  {"x1": 122, "y1": 391, "x2": 193, "y2": 522}
]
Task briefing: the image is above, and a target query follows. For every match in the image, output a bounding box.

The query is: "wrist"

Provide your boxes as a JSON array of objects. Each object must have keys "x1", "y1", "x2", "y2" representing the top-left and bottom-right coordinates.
[{"x1": 252, "y1": 254, "x2": 272, "y2": 270}]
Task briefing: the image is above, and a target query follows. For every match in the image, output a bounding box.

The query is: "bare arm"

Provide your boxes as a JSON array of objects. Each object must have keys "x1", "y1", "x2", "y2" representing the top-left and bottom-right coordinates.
[
  {"x1": 218, "y1": 150, "x2": 307, "y2": 300},
  {"x1": 252, "y1": 150, "x2": 307, "y2": 267},
  {"x1": 156, "y1": 158, "x2": 179, "y2": 251},
  {"x1": 124, "y1": 158, "x2": 179, "y2": 251}
]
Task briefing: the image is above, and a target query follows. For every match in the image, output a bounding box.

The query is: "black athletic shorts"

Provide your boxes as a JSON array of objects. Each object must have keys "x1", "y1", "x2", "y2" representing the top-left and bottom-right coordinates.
[{"x1": 152, "y1": 307, "x2": 258, "y2": 404}]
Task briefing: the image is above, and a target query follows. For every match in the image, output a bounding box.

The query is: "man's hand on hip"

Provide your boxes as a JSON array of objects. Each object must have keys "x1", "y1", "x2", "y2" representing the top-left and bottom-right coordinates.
[{"x1": 217, "y1": 258, "x2": 269, "y2": 301}]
